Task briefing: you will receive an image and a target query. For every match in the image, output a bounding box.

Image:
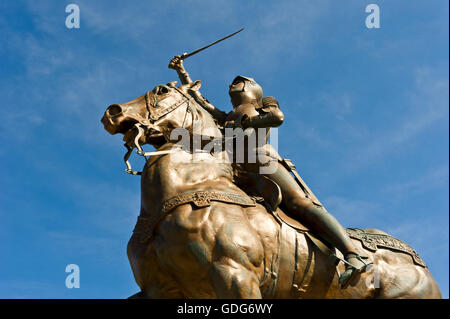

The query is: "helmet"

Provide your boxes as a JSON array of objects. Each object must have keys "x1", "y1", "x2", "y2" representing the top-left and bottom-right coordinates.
[{"x1": 229, "y1": 75, "x2": 263, "y2": 108}]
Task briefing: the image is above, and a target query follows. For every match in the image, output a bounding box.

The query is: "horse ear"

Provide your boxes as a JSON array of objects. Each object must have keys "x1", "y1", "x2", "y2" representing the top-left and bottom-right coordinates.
[
  {"x1": 167, "y1": 81, "x2": 178, "y2": 88},
  {"x1": 189, "y1": 80, "x2": 201, "y2": 91}
]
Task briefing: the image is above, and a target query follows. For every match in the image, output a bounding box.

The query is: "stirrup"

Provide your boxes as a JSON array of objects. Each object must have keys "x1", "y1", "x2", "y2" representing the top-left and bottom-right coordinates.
[{"x1": 332, "y1": 253, "x2": 372, "y2": 289}]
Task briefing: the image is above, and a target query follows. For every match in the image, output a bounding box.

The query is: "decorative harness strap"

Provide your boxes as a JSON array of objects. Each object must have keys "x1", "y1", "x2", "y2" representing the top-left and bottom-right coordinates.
[
  {"x1": 124, "y1": 87, "x2": 194, "y2": 175},
  {"x1": 133, "y1": 190, "x2": 256, "y2": 242},
  {"x1": 160, "y1": 190, "x2": 255, "y2": 213},
  {"x1": 145, "y1": 89, "x2": 193, "y2": 122},
  {"x1": 346, "y1": 228, "x2": 426, "y2": 267}
]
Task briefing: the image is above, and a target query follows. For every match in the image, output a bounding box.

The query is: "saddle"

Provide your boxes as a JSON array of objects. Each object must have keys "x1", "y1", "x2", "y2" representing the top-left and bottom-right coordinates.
[
  {"x1": 233, "y1": 164, "x2": 335, "y2": 257},
  {"x1": 235, "y1": 169, "x2": 342, "y2": 284},
  {"x1": 346, "y1": 228, "x2": 426, "y2": 267}
]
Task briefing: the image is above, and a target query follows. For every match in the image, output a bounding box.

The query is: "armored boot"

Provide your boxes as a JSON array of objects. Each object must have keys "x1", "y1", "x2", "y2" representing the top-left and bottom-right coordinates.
[
  {"x1": 262, "y1": 162, "x2": 373, "y2": 288},
  {"x1": 338, "y1": 252, "x2": 372, "y2": 288},
  {"x1": 298, "y1": 204, "x2": 372, "y2": 288}
]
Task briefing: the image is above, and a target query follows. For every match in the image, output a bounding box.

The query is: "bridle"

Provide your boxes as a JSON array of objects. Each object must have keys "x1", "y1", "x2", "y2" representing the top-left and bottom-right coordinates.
[
  {"x1": 145, "y1": 86, "x2": 193, "y2": 122},
  {"x1": 123, "y1": 86, "x2": 194, "y2": 175}
]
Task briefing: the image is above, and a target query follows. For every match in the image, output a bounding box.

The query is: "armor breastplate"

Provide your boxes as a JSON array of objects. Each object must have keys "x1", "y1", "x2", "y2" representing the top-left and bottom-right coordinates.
[
  {"x1": 226, "y1": 102, "x2": 260, "y2": 122},
  {"x1": 225, "y1": 102, "x2": 281, "y2": 169},
  {"x1": 226, "y1": 102, "x2": 271, "y2": 143}
]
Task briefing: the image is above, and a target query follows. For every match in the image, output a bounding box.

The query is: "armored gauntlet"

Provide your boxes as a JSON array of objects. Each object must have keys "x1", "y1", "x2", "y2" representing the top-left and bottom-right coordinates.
[{"x1": 244, "y1": 96, "x2": 284, "y2": 128}]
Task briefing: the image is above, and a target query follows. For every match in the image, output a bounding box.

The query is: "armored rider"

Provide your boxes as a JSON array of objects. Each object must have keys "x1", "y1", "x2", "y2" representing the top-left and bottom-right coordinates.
[{"x1": 168, "y1": 56, "x2": 371, "y2": 288}]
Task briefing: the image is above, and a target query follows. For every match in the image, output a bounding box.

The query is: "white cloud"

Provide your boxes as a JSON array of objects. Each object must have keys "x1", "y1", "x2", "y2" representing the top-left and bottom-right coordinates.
[
  {"x1": 385, "y1": 165, "x2": 449, "y2": 199},
  {"x1": 320, "y1": 93, "x2": 353, "y2": 120},
  {"x1": 385, "y1": 218, "x2": 449, "y2": 252},
  {"x1": 322, "y1": 195, "x2": 382, "y2": 227},
  {"x1": 0, "y1": 280, "x2": 58, "y2": 299},
  {"x1": 235, "y1": 1, "x2": 331, "y2": 70},
  {"x1": 343, "y1": 65, "x2": 449, "y2": 170}
]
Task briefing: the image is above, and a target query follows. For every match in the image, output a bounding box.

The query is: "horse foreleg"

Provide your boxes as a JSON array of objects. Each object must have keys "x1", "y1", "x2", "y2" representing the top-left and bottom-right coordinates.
[
  {"x1": 208, "y1": 205, "x2": 265, "y2": 299},
  {"x1": 128, "y1": 235, "x2": 185, "y2": 299},
  {"x1": 210, "y1": 259, "x2": 262, "y2": 298}
]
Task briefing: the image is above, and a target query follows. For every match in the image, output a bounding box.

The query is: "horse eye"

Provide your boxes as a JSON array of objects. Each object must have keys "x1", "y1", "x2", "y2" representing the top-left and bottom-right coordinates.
[
  {"x1": 159, "y1": 86, "x2": 169, "y2": 94},
  {"x1": 153, "y1": 85, "x2": 169, "y2": 95}
]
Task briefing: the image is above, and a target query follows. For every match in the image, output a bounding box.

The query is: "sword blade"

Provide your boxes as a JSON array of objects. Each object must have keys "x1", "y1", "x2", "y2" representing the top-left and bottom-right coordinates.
[{"x1": 181, "y1": 28, "x2": 244, "y2": 60}]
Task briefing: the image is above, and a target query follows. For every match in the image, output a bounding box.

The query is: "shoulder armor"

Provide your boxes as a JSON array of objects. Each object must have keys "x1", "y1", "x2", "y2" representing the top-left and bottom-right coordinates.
[{"x1": 259, "y1": 96, "x2": 280, "y2": 112}]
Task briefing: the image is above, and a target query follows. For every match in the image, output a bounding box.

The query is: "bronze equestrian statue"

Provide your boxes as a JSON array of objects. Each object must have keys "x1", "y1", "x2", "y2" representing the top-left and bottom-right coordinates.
[
  {"x1": 169, "y1": 56, "x2": 372, "y2": 289},
  {"x1": 100, "y1": 72, "x2": 441, "y2": 298},
  {"x1": 100, "y1": 30, "x2": 441, "y2": 297}
]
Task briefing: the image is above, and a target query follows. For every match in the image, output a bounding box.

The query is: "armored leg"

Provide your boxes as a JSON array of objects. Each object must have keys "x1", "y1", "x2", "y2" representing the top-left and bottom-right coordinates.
[{"x1": 262, "y1": 162, "x2": 369, "y2": 287}]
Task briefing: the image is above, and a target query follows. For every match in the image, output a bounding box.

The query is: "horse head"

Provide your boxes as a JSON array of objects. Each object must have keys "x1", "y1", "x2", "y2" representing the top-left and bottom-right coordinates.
[{"x1": 101, "y1": 80, "x2": 222, "y2": 151}]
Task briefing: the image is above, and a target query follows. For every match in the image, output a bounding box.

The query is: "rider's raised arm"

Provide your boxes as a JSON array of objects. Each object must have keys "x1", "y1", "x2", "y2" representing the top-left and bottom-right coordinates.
[
  {"x1": 168, "y1": 56, "x2": 193, "y2": 84},
  {"x1": 194, "y1": 95, "x2": 227, "y2": 125},
  {"x1": 169, "y1": 56, "x2": 227, "y2": 124},
  {"x1": 243, "y1": 96, "x2": 284, "y2": 129}
]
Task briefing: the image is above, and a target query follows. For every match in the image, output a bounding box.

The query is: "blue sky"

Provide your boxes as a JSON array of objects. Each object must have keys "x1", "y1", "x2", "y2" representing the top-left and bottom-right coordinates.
[{"x1": 0, "y1": 0, "x2": 448, "y2": 298}]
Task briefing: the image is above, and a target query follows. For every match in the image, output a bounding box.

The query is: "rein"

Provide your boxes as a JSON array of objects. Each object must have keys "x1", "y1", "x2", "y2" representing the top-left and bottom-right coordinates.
[
  {"x1": 145, "y1": 86, "x2": 193, "y2": 122},
  {"x1": 123, "y1": 87, "x2": 194, "y2": 175}
]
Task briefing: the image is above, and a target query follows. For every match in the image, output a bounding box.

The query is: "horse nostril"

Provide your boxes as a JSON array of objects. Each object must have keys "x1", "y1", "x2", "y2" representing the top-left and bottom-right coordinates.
[{"x1": 107, "y1": 104, "x2": 123, "y2": 116}]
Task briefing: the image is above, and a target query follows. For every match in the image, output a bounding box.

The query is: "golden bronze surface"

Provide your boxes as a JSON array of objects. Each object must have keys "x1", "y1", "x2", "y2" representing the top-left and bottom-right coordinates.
[{"x1": 100, "y1": 53, "x2": 442, "y2": 299}]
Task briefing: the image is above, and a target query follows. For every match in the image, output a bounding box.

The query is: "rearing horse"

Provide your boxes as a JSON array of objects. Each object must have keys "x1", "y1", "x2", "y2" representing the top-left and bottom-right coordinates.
[{"x1": 101, "y1": 80, "x2": 441, "y2": 298}]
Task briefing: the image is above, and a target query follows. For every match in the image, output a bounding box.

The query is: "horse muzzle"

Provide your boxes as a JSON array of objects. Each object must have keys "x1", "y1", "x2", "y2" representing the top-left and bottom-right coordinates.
[{"x1": 101, "y1": 104, "x2": 139, "y2": 135}]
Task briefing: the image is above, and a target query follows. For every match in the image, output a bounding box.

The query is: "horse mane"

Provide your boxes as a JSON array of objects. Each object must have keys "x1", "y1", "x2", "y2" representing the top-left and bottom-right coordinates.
[{"x1": 183, "y1": 86, "x2": 223, "y2": 140}]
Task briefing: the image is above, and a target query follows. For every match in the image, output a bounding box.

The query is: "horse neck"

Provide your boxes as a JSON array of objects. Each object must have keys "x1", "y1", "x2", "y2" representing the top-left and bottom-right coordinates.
[
  {"x1": 141, "y1": 96, "x2": 234, "y2": 209},
  {"x1": 141, "y1": 143, "x2": 235, "y2": 210},
  {"x1": 185, "y1": 100, "x2": 223, "y2": 140}
]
